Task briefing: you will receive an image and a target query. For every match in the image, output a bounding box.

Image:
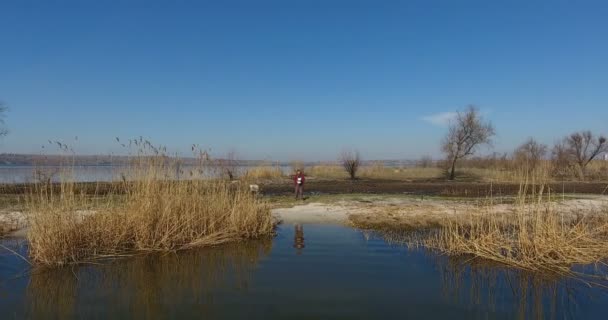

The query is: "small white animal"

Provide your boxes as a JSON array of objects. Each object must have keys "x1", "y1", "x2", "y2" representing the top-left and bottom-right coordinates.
[{"x1": 249, "y1": 184, "x2": 260, "y2": 193}]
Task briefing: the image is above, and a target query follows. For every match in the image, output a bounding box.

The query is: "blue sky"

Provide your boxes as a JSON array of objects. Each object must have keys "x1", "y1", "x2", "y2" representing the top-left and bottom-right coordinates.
[{"x1": 1, "y1": 0, "x2": 607, "y2": 161}]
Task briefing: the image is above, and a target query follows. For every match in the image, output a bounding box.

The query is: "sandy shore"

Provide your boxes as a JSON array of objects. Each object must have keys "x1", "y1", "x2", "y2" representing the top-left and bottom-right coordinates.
[
  {"x1": 272, "y1": 202, "x2": 350, "y2": 224},
  {"x1": 272, "y1": 195, "x2": 608, "y2": 227},
  {"x1": 0, "y1": 210, "x2": 28, "y2": 237}
]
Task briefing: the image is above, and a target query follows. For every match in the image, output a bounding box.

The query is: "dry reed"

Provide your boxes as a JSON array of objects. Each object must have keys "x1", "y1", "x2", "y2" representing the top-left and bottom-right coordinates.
[
  {"x1": 426, "y1": 166, "x2": 608, "y2": 275},
  {"x1": 307, "y1": 164, "x2": 346, "y2": 179},
  {"x1": 242, "y1": 164, "x2": 283, "y2": 180},
  {"x1": 25, "y1": 143, "x2": 273, "y2": 266}
]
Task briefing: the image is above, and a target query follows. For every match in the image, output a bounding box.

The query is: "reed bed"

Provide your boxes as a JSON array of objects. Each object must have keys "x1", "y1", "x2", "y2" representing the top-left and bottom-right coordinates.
[
  {"x1": 426, "y1": 167, "x2": 608, "y2": 275},
  {"x1": 242, "y1": 165, "x2": 283, "y2": 180},
  {"x1": 25, "y1": 144, "x2": 273, "y2": 267},
  {"x1": 308, "y1": 165, "x2": 347, "y2": 179}
]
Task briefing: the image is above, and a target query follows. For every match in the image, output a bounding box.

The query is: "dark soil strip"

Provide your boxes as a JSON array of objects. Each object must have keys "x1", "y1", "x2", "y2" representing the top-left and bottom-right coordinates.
[
  {"x1": 259, "y1": 179, "x2": 608, "y2": 198},
  {"x1": 1, "y1": 179, "x2": 606, "y2": 198}
]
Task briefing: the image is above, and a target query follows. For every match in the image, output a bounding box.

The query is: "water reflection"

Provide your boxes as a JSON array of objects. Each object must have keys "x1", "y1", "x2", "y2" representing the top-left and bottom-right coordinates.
[
  {"x1": 293, "y1": 224, "x2": 305, "y2": 255},
  {"x1": 0, "y1": 165, "x2": 294, "y2": 184},
  {"x1": 3, "y1": 225, "x2": 608, "y2": 319},
  {"x1": 24, "y1": 238, "x2": 272, "y2": 319},
  {"x1": 372, "y1": 228, "x2": 608, "y2": 320}
]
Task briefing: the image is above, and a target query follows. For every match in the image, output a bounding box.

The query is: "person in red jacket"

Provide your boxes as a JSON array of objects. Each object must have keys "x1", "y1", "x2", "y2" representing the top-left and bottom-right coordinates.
[{"x1": 294, "y1": 169, "x2": 305, "y2": 200}]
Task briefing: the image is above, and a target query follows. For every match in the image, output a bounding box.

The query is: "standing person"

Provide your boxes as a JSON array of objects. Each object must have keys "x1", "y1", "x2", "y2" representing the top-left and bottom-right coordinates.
[{"x1": 294, "y1": 169, "x2": 305, "y2": 200}]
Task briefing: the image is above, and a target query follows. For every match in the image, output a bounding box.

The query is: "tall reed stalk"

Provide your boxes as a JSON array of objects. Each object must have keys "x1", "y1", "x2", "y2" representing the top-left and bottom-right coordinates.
[
  {"x1": 26, "y1": 142, "x2": 273, "y2": 266},
  {"x1": 427, "y1": 164, "x2": 608, "y2": 275}
]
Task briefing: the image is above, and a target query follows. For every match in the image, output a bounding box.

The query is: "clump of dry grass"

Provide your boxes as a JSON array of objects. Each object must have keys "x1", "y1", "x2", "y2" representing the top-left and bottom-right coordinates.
[
  {"x1": 359, "y1": 161, "x2": 385, "y2": 177},
  {"x1": 25, "y1": 143, "x2": 273, "y2": 267},
  {"x1": 309, "y1": 162, "x2": 443, "y2": 180},
  {"x1": 242, "y1": 164, "x2": 283, "y2": 180},
  {"x1": 308, "y1": 164, "x2": 347, "y2": 179},
  {"x1": 426, "y1": 166, "x2": 608, "y2": 275}
]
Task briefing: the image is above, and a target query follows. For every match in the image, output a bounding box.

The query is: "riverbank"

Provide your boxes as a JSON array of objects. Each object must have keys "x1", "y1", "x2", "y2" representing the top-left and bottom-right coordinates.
[
  {"x1": 271, "y1": 193, "x2": 608, "y2": 226},
  {"x1": 3, "y1": 192, "x2": 608, "y2": 238}
]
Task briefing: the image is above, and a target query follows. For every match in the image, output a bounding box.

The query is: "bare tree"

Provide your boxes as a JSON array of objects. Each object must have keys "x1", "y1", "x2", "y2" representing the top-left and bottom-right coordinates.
[
  {"x1": 551, "y1": 141, "x2": 576, "y2": 177},
  {"x1": 441, "y1": 106, "x2": 495, "y2": 180},
  {"x1": 217, "y1": 150, "x2": 239, "y2": 180},
  {"x1": 0, "y1": 102, "x2": 8, "y2": 137},
  {"x1": 560, "y1": 131, "x2": 608, "y2": 179},
  {"x1": 339, "y1": 149, "x2": 361, "y2": 180},
  {"x1": 513, "y1": 138, "x2": 547, "y2": 172}
]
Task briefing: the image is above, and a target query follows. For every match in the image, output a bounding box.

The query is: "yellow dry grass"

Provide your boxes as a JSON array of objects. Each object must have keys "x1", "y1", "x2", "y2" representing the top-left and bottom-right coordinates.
[
  {"x1": 25, "y1": 146, "x2": 273, "y2": 267},
  {"x1": 242, "y1": 165, "x2": 283, "y2": 180},
  {"x1": 426, "y1": 166, "x2": 608, "y2": 275},
  {"x1": 307, "y1": 164, "x2": 345, "y2": 179},
  {"x1": 309, "y1": 163, "x2": 443, "y2": 180}
]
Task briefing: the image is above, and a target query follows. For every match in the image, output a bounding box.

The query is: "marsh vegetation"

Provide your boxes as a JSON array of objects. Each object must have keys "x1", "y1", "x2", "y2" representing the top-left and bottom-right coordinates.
[
  {"x1": 352, "y1": 165, "x2": 608, "y2": 279},
  {"x1": 24, "y1": 141, "x2": 273, "y2": 266}
]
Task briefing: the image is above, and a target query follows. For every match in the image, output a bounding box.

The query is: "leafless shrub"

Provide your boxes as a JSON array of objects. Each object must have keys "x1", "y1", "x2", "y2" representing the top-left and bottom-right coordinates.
[
  {"x1": 551, "y1": 142, "x2": 575, "y2": 178},
  {"x1": 514, "y1": 138, "x2": 548, "y2": 173},
  {"x1": 339, "y1": 149, "x2": 361, "y2": 180},
  {"x1": 217, "y1": 150, "x2": 239, "y2": 180},
  {"x1": 441, "y1": 106, "x2": 495, "y2": 180},
  {"x1": 554, "y1": 131, "x2": 608, "y2": 180}
]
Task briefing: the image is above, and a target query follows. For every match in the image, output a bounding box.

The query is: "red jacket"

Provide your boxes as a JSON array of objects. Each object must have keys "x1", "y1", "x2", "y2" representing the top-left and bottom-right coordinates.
[{"x1": 294, "y1": 173, "x2": 305, "y2": 185}]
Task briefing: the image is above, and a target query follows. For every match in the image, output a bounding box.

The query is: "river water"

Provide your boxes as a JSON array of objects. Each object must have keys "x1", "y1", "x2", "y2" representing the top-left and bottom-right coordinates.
[
  {"x1": 0, "y1": 165, "x2": 292, "y2": 184},
  {"x1": 1, "y1": 224, "x2": 607, "y2": 319}
]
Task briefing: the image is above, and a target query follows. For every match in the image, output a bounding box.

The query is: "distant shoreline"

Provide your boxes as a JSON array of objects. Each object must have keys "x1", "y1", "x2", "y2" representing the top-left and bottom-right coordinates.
[{"x1": 0, "y1": 153, "x2": 420, "y2": 167}]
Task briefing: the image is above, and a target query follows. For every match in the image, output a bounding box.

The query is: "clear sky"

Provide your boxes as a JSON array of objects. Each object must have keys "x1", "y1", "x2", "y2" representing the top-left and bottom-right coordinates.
[{"x1": 1, "y1": 0, "x2": 607, "y2": 161}]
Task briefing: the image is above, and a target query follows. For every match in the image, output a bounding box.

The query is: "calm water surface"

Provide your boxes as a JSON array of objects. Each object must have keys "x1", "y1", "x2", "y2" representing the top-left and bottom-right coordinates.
[
  {"x1": 0, "y1": 165, "x2": 293, "y2": 184},
  {"x1": 1, "y1": 224, "x2": 607, "y2": 319}
]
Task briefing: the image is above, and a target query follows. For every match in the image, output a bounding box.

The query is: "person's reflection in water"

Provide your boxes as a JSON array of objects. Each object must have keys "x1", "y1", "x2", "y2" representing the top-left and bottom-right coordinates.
[{"x1": 293, "y1": 224, "x2": 305, "y2": 255}]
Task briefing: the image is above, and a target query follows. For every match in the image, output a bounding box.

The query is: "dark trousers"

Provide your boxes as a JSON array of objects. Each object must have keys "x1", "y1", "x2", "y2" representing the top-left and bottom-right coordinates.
[{"x1": 295, "y1": 184, "x2": 304, "y2": 199}]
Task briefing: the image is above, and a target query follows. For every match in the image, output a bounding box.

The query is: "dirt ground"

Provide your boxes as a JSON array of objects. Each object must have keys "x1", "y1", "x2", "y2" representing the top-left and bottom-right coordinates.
[
  {"x1": 2, "y1": 179, "x2": 607, "y2": 197},
  {"x1": 260, "y1": 178, "x2": 608, "y2": 197}
]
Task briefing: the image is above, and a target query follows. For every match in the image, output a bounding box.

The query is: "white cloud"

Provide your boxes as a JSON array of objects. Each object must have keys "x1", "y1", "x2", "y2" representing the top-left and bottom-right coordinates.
[{"x1": 421, "y1": 112, "x2": 457, "y2": 126}]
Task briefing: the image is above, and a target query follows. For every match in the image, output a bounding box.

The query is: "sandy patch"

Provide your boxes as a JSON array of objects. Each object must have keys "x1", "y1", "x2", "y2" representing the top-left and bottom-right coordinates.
[
  {"x1": 0, "y1": 211, "x2": 28, "y2": 237},
  {"x1": 0, "y1": 209, "x2": 98, "y2": 238},
  {"x1": 348, "y1": 196, "x2": 608, "y2": 229},
  {"x1": 272, "y1": 202, "x2": 350, "y2": 224},
  {"x1": 272, "y1": 196, "x2": 608, "y2": 227}
]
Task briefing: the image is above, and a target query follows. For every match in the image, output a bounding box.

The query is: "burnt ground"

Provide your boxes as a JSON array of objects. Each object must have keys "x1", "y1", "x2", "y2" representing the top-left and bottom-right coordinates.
[{"x1": 259, "y1": 179, "x2": 608, "y2": 198}]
